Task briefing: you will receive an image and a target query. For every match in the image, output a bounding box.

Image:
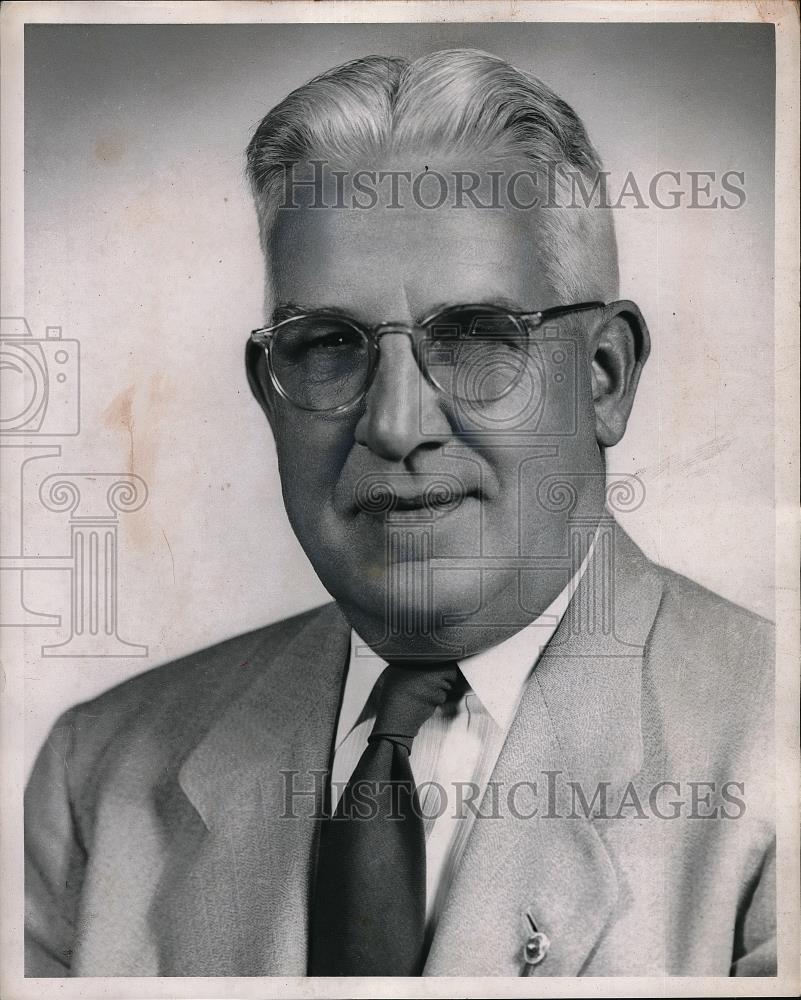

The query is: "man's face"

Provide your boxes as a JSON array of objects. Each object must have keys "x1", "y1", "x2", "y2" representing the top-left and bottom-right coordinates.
[{"x1": 256, "y1": 171, "x2": 607, "y2": 658}]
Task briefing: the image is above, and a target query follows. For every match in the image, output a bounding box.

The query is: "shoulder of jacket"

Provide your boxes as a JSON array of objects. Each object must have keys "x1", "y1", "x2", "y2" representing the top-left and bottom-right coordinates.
[
  {"x1": 651, "y1": 563, "x2": 773, "y2": 650},
  {"x1": 644, "y1": 563, "x2": 774, "y2": 750},
  {"x1": 57, "y1": 602, "x2": 338, "y2": 764}
]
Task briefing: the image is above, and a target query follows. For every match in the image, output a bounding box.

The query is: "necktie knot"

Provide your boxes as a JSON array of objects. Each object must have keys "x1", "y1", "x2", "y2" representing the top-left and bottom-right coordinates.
[{"x1": 370, "y1": 661, "x2": 459, "y2": 753}]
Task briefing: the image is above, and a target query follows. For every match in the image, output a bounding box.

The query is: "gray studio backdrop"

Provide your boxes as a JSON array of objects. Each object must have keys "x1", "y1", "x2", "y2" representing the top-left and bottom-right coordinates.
[{"x1": 20, "y1": 22, "x2": 774, "y2": 768}]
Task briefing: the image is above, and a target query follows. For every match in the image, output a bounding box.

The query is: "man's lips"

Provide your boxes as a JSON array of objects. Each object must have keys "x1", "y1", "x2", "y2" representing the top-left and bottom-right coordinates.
[
  {"x1": 391, "y1": 491, "x2": 466, "y2": 511},
  {"x1": 352, "y1": 473, "x2": 478, "y2": 516}
]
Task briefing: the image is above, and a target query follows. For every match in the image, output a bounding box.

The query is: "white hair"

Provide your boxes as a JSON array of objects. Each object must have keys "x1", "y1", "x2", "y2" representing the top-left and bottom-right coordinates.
[{"x1": 246, "y1": 48, "x2": 618, "y2": 302}]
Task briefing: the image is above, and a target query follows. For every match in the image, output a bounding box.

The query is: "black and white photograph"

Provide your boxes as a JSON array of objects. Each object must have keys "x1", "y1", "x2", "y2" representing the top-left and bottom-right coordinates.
[{"x1": 1, "y1": 2, "x2": 798, "y2": 997}]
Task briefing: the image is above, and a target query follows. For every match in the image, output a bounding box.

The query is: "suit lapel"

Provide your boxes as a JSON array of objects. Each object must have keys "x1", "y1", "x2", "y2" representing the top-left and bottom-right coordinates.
[
  {"x1": 163, "y1": 603, "x2": 351, "y2": 975},
  {"x1": 424, "y1": 524, "x2": 664, "y2": 976}
]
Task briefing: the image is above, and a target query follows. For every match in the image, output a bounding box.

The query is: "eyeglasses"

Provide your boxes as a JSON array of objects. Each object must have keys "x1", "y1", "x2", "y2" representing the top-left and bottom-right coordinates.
[{"x1": 250, "y1": 300, "x2": 604, "y2": 413}]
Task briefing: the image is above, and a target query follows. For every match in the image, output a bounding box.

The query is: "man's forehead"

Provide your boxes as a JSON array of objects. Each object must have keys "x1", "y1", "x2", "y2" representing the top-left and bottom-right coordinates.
[
  {"x1": 266, "y1": 157, "x2": 569, "y2": 314},
  {"x1": 272, "y1": 187, "x2": 544, "y2": 250},
  {"x1": 268, "y1": 195, "x2": 556, "y2": 320}
]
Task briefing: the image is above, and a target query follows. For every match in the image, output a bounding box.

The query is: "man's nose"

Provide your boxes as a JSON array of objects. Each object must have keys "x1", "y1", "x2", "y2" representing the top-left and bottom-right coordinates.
[{"x1": 354, "y1": 333, "x2": 450, "y2": 462}]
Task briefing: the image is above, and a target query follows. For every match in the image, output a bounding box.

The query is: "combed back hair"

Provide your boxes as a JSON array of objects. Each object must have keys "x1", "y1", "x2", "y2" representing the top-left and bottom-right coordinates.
[{"x1": 246, "y1": 48, "x2": 618, "y2": 303}]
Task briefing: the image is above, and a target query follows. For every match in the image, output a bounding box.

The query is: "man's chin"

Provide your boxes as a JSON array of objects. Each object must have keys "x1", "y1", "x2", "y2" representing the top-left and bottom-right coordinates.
[{"x1": 333, "y1": 574, "x2": 490, "y2": 654}]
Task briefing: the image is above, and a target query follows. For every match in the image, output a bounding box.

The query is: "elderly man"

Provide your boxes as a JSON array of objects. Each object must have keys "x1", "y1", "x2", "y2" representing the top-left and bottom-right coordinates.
[{"x1": 25, "y1": 49, "x2": 774, "y2": 978}]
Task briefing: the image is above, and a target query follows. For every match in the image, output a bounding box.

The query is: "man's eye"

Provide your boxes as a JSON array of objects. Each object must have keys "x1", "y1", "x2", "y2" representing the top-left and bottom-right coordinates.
[
  {"x1": 306, "y1": 329, "x2": 360, "y2": 350},
  {"x1": 278, "y1": 320, "x2": 365, "y2": 360}
]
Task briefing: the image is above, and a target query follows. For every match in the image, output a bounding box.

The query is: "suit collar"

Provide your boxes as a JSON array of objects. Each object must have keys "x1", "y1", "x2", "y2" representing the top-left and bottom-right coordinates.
[
  {"x1": 424, "y1": 521, "x2": 664, "y2": 976},
  {"x1": 169, "y1": 602, "x2": 351, "y2": 975},
  {"x1": 532, "y1": 520, "x2": 664, "y2": 787},
  {"x1": 178, "y1": 602, "x2": 351, "y2": 831}
]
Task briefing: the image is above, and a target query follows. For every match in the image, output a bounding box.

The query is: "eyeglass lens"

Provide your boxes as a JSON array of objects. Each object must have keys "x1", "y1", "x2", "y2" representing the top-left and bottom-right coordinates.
[{"x1": 269, "y1": 307, "x2": 541, "y2": 412}]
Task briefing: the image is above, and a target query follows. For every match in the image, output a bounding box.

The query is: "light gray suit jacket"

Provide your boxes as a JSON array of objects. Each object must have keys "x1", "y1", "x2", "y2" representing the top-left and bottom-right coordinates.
[{"x1": 25, "y1": 527, "x2": 775, "y2": 977}]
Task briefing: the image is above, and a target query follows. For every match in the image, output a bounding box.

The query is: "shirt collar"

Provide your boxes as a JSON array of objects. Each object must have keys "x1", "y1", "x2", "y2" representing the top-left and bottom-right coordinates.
[
  {"x1": 335, "y1": 634, "x2": 387, "y2": 749},
  {"x1": 336, "y1": 530, "x2": 597, "y2": 744}
]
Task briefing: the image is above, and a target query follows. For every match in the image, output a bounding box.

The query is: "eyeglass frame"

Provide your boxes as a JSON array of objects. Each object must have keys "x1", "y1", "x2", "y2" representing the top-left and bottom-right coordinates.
[{"x1": 249, "y1": 299, "x2": 605, "y2": 414}]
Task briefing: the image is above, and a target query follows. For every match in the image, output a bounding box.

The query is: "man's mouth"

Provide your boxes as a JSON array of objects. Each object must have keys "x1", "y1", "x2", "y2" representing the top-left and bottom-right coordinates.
[
  {"x1": 353, "y1": 474, "x2": 476, "y2": 517},
  {"x1": 392, "y1": 491, "x2": 458, "y2": 512}
]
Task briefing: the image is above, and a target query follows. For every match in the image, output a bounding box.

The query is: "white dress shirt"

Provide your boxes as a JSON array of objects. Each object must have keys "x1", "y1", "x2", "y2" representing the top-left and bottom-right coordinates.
[{"x1": 330, "y1": 536, "x2": 596, "y2": 943}]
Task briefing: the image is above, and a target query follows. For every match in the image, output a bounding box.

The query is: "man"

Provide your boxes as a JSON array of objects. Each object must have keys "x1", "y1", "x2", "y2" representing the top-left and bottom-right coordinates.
[{"x1": 25, "y1": 49, "x2": 775, "y2": 978}]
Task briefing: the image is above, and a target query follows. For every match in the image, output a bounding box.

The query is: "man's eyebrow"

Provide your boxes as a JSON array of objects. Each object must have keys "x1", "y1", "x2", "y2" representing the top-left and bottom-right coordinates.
[
  {"x1": 420, "y1": 296, "x2": 528, "y2": 317},
  {"x1": 272, "y1": 301, "x2": 357, "y2": 323}
]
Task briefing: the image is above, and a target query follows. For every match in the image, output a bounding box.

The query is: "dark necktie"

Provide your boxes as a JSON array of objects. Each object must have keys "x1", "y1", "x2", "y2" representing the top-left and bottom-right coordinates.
[{"x1": 309, "y1": 660, "x2": 459, "y2": 976}]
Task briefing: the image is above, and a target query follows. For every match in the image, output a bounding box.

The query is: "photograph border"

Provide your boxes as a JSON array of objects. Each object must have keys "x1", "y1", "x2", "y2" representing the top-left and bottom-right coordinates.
[{"x1": 1, "y1": 2, "x2": 798, "y2": 998}]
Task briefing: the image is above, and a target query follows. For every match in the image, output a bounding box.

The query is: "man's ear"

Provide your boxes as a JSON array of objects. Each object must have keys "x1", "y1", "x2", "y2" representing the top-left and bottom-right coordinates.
[
  {"x1": 245, "y1": 337, "x2": 276, "y2": 425},
  {"x1": 588, "y1": 300, "x2": 650, "y2": 447}
]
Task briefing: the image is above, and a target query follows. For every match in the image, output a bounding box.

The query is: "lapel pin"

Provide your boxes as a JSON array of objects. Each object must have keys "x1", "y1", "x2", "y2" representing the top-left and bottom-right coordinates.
[{"x1": 523, "y1": 908, "x2": 551, "y2": 967}]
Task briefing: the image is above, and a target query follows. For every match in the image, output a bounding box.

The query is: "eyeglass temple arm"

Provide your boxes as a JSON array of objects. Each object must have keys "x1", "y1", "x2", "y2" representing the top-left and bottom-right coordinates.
[
  {"x1": 250, "y1": 327, "x2": 275, "y2": 347},
  {"x1": 520, "y1": 301, "x2": 605, "y2": 326}
]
